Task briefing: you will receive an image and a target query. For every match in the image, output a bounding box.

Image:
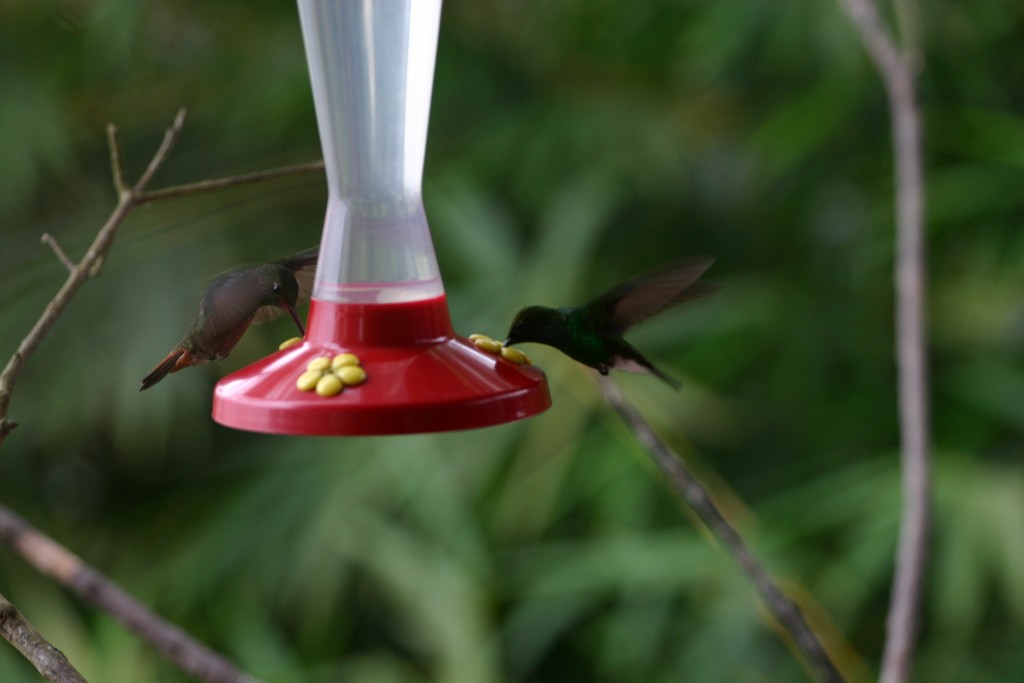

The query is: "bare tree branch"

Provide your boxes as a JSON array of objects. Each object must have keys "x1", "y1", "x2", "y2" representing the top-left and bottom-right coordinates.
[
  {"x1": 0, "y1": 505, "x2": 262, "y2": 683},
  {"x1": 0, "y1": 592, "x2": 89, "y2": 683},
  {"x1": 0, "y1": 109, "x2": 185, "y2": 445},
  {"x1": 0, "y1": 107, "x2": 324, "y2": 447},
  {"x1": 599, "y1": 378, "x2": 847, "y2": 683},
  {"x1": 835, "y1": 2, "x2": 931, "y2": 683},
  {"x1": 137, "y1": 160, "x2": 325, "y2": 205}
]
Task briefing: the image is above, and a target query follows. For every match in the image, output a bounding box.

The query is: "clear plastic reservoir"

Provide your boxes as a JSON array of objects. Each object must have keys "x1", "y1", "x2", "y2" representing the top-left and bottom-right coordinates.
[{"x1": 297, "y1": 0, "x2": 445, "y2": 303}]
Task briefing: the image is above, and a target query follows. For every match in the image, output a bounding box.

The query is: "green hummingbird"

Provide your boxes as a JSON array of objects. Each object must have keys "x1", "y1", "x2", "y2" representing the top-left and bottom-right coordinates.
[
  {"x1": 503, "y1": 257, "x2": 715, "y2": 389},
  {"x1": 140, "y1": 247, "x2": 318, "y2": 391}
]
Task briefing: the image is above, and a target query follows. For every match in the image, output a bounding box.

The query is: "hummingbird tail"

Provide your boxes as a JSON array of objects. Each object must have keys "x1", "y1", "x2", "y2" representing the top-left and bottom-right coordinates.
[
  {"x1": 628, "y1": 359, "x2": 682, "y2": 390},
  {"x1": 651, "y1": 365, "x2": 683, "y2": 391},
  {"x1": 140, "y1": 350, "x2": 186, "y2": 391},
  {"x1": 609, "y1": 350, "x2": 682, "y2": 390}
]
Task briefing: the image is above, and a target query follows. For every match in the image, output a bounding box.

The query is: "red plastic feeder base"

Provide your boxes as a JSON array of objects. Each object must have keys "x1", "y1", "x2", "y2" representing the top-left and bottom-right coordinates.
[{"x1": 212, "y1": 295, "x2": 551, "y2": 435}]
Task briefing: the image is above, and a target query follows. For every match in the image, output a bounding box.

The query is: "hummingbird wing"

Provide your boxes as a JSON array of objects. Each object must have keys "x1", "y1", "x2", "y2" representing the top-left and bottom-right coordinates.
[
  {"x1": 193, "y1": 271, "x2": 269, "y2": 354},
  {"x1": 589, "y1": 257, "x2": 716, "y2": 333},
  {"x1": 276, "y1": 246, "x2": 319, "y2": 304},
  {"x1": 252, "y1": 246, "x2": 319, "y2": 325}
]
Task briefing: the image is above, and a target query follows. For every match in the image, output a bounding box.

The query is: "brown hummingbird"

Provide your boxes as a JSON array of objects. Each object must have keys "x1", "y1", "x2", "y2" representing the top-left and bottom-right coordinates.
[
  {"x1": 140, "y1": 247, "x2": 318, "y2": 390},
  {"x1": 504, "y1": 257, "x2": 716, "y2": 389}
]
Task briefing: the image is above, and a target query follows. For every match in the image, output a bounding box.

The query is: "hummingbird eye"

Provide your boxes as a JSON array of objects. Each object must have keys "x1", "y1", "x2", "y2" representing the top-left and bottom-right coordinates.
[{"x1": 272, "y1": 282, "x2": 281, "y2": 293}]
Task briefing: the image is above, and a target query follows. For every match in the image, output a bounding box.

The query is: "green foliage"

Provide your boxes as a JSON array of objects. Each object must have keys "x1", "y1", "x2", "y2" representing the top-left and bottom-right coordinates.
[{"x1": 2, "y1": 1, "x2": 1023, "y2": 681}]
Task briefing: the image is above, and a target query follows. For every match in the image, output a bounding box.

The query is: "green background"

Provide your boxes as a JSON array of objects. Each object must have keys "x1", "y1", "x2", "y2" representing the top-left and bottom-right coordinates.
[{"x1": 2, "y1": 1, "x2": 1023, "y2": 681}]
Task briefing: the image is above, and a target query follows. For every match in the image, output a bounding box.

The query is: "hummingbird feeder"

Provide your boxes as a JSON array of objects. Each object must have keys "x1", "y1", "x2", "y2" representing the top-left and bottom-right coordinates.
[{"x1": 212, "y1": 0, "x2": 551, "y2": 435}]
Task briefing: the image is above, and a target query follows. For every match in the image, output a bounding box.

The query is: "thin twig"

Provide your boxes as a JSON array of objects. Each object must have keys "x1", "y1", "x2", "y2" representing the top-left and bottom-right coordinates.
[
  {"x1": 836, "y1": 0, "x2": 902, "y2": 77},
  {"x1": 600, "y1": 378, "x2": 846, "y2": 683},
  {"x1": 0, "y1": 505, "x2": 261, "y2": 683},
  {"x1": 0, "y1": 592, "x2": 89, "y2": 683},
  {"x1": 106, "y1": 123, "x2": 129, "y2": 195},
  {"x1": 0, "y1": 115, "x2": 325, "y2": 446},
  {"x1": 0, "y1": 109, "x2": 188, "y2": 445},
  {"x1": 893, "y1": 0, "x2": 923, "y2": 71},
  {"x1": 133, "y1": 107, "x2": 188, "y2": 193},
  {"x1": 138, "y1": 160, "x2": 325, "y2": 204},
  {"x1": 0, "y1": 193, "x2": 133, "y2": 443},
  {"x1": 40, "y1": 234, "x2": 75, "y2": 274},
  {"x1": 835, "y1": 2, "x2": 931, "y2": 682}
]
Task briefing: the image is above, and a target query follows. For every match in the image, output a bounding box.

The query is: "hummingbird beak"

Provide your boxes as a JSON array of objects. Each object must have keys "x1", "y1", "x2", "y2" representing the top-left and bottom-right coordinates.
[{"x1": 282, "y1": 299, "x2": 305, "y2": 336}]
